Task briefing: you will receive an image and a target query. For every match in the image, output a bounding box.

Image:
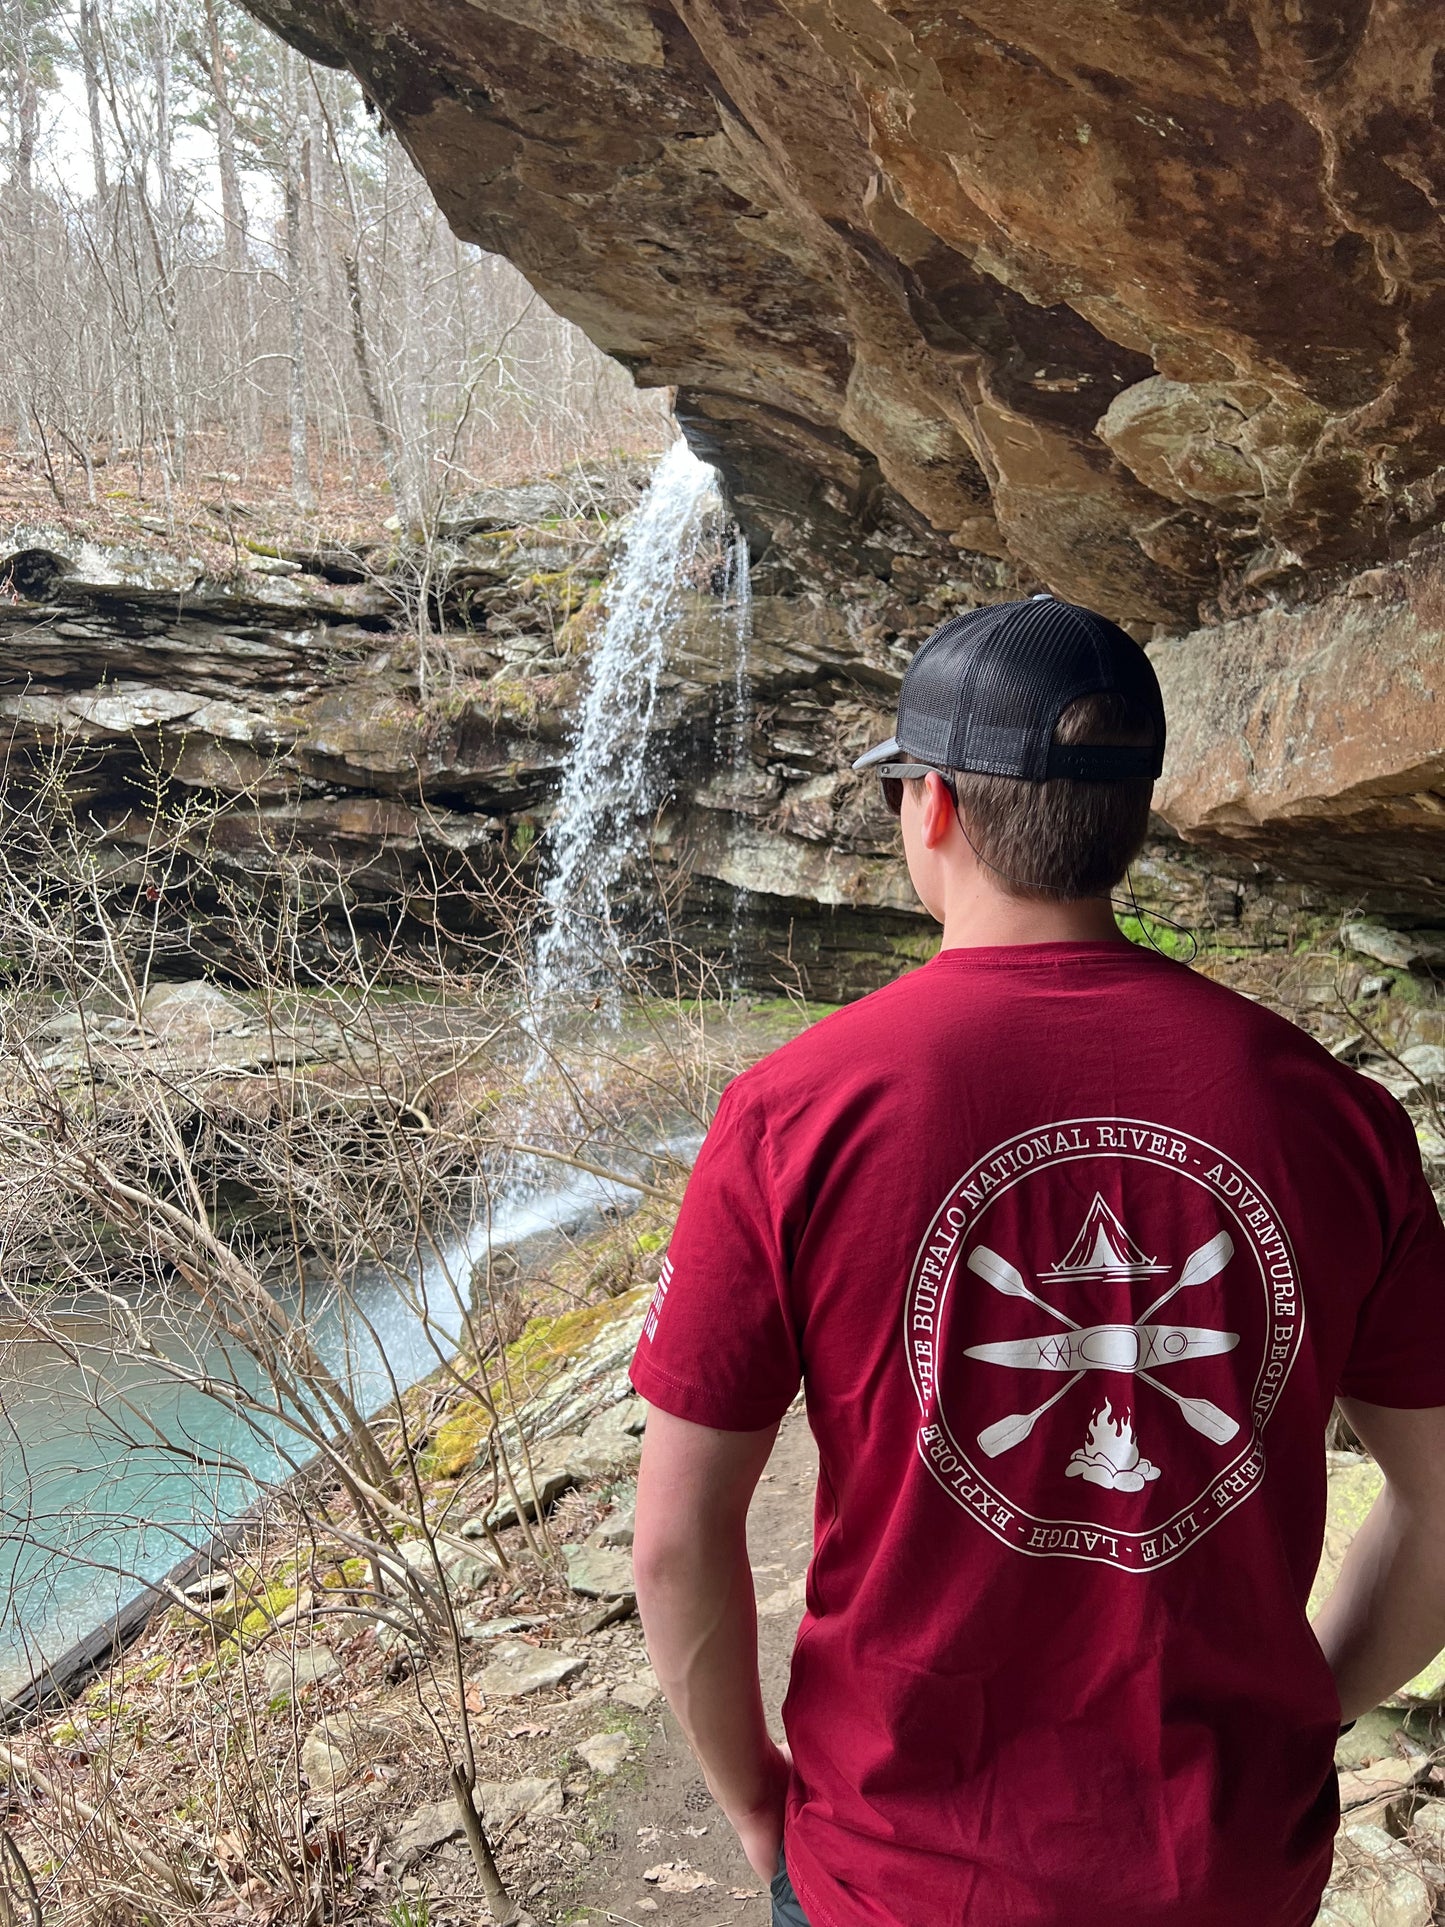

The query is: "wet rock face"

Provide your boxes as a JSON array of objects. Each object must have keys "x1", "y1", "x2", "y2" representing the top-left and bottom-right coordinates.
[
  {"x1": 247, "y1": 0, "x2": 1445, "y2": 620},
  {"x1": 4, "y1": 492, "x2": 1443, "y2": 995},
  {"x1": 0, "y1": 507, "x2": 946, "y2": 999}
]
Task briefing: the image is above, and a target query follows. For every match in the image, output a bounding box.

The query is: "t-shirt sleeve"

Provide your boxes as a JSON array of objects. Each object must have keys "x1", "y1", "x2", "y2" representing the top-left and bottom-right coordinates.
[
  {"x1": 630, "y1": 1079, "x2": 801, "y2": 1430},
  {"x1": 1339, "y1": 1097, "x2": 1445, "y2": 1406}
]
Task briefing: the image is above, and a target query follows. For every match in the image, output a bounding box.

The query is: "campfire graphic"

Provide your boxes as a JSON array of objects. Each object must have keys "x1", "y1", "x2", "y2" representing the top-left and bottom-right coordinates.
[
  {"x1": 1066, "y1": 1399, "x2": 1160, "y2": 1491},
  {"x1": 961, "y1": 1201, "x2": 1240, "y2": 1473}
]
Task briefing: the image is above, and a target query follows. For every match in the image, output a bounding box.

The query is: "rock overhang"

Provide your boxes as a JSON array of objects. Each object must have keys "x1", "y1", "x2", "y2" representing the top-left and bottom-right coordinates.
[{"x1": 242, "y1": 0, "x2": 1445, "y2": 627}]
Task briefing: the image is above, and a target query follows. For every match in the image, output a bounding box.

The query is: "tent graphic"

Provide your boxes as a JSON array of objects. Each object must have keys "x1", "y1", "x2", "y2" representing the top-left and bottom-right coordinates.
[{"x1": 1042, "y1": 1193, "x2": 1168, "y2": 1283}]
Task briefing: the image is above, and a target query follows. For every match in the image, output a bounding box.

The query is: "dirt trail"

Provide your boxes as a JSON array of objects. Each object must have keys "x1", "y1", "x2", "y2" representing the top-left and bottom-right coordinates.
[{"x1": 576, "y1": 1408, "x2": 818, "y2": 1925}]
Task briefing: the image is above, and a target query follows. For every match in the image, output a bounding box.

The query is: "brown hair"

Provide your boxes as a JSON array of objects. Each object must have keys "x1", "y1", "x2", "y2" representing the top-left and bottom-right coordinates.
[{"x1": 942, "y1": 692, "x2": 1156, "y2": 903}]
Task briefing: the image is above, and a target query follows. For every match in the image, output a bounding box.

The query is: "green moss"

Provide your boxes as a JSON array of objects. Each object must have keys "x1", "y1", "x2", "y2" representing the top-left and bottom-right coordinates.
[
  {"x1": 633, "y1": 1228, "x2": 666, "y2": 1255},
  {"x1": 492, "y1": 1289, "x2": 650, "y2": 1410},
  {"x1": 324, "y1": 1555, "x2": 370, "y2": 1589},
  {"x1": 1118, "y1": 914, "x2": 1197, "y2": 961},
  {"x1": 483, "y1": 677, "x2": 542, "y2": 729},
  {"x1": 556, "y1": 584, "x2": 605, "y2": 656},
  {"x1": 426, "y1": 1392, "x2": 495, "y2": 1479},
  {"x1": 519, "y1": 567, "x2": 585, "y2": 614},
  {"x1": 887, "y1": 931, "x2": 940, "y2": 964},
  {"x1": 236, "y1": 1582, "x2": 298, "y2": 1641},
  {"x1": 209, "y1": 1578, "x2": 299, "y2": 1664}
]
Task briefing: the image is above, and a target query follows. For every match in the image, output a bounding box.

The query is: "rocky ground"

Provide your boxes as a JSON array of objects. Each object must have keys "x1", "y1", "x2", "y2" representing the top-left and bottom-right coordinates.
[{"x1": 5, "y1": 1237, "x2": 1445, "y2": 1927}]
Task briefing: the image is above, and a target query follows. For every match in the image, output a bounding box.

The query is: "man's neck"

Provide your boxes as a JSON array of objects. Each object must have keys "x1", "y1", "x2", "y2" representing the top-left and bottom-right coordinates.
[{"x1": 937, "y1": 882, "x2": 1124, "y2": 953}]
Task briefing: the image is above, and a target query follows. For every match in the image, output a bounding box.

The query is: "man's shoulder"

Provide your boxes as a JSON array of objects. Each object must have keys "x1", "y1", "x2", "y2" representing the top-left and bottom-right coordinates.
[
  {"x1": 1145, "y1": 959, "x2": 1419, "y2": 1140},
  {"x1": 724, "y1": 949, "x2": 1405, "y2": 1131}
]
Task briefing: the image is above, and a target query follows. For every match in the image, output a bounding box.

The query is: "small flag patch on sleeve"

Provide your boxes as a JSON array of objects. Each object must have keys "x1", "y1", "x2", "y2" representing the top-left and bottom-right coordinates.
[{"x1": 643, "y1": 1255, "x2": 673, "y2": 1342}]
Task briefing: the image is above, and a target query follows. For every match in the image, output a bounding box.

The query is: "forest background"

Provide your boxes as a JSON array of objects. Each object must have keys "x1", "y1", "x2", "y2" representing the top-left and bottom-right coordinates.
[{"x1": 0, "y1": 0, "x2": 671, "y2": 527}]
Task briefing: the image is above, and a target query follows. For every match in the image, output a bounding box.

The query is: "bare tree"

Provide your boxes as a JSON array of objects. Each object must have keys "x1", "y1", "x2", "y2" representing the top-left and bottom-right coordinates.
[
  {"x1": 0, "y1": 756, "x2": 738, "y2": 1925},
  {"x1": 0, "y1": 0, "x2": 670, "y2": 505}
]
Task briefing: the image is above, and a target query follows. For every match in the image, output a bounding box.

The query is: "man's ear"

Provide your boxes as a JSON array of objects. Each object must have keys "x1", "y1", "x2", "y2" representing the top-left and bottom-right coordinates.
[{"x1": 920, "y1": 771, "x2": 956, "y2": 850}]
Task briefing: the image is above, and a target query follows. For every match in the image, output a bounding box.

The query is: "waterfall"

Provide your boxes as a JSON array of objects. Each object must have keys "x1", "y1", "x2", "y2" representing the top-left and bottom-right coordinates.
[
  {"x1": 532, "y1": 439, "x2": 719, "y2": 1001},
  {"x1": 726, "y1": 526, "x2": 753, "y2": 765},
  {"x1": 725, "y1": 527, "x2": 753, "y2": 976}
]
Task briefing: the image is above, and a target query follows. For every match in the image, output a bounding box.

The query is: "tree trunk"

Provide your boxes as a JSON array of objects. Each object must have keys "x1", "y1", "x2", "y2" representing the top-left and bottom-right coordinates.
[
  {"x1": 13, "y1": 30, "x2": 36, "y2": 200},
  {"x1": 203, "y1": 0, "x2": 246, "y2": 269},
  {"x1": 342, "y1": 245, "x2": 402, "y2": 502},
  {"x1": 152, "y1": 10, "x2": 173, "y2": 230},
  {"x1": 316, "y1": 87, "x2": 405, "y2": 508},
  {"x1": 79, "y1": 0, "x2": 108, "y2": 201},
  {"x1": 284, "y1": 86, "x2": 314, "y2": 510}
]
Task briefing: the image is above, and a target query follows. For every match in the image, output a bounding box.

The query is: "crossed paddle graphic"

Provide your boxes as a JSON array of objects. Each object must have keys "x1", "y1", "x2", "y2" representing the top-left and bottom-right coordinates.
[{"x1": 963, "y1": 1231, "x2": 1238, "y2": 1459}]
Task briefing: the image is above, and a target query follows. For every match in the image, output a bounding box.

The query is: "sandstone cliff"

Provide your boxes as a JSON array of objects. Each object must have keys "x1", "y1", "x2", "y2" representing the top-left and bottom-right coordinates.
[
  {"x1": 242, "y1": 0, "x2": 1445, "y2": 632},
  {"x1": 0, "y1": 486, "x2": 941, "y2": 999}
]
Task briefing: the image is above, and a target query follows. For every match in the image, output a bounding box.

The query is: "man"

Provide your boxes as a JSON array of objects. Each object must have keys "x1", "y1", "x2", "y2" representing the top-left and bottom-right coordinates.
[{"x1": 629, "y1": 596, "x2": 1445, "y2": 1926}]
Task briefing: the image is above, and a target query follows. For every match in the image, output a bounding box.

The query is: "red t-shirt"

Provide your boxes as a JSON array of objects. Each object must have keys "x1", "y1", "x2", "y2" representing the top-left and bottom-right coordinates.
[{"x1": 630, "y1": 941, "x2": 1445, "y2": 1927}]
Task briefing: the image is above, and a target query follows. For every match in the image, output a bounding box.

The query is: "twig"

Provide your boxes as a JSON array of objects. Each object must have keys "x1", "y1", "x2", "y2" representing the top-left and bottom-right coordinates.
[
  {"x1": 0, "y1": 1740, "x2": 202, "y2": 1903},
  {"x1": 511, "y1": 1141, "x2": 678, "y2": 1204}
]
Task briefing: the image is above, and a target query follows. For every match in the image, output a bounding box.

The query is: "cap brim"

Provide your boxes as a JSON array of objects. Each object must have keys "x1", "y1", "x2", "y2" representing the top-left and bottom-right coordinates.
[{"x1": 851, "y1": 735, "x2": 900, "y2": 772}]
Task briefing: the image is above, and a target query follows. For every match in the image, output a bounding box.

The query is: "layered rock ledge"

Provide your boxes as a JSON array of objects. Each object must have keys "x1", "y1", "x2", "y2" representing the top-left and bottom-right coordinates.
[
  {"x1": 214, "y1": 0, "x2": 1445, "y2": 914},
  {"x1": 6, "y1": 483, "x2": 1445, "y2": 994}
]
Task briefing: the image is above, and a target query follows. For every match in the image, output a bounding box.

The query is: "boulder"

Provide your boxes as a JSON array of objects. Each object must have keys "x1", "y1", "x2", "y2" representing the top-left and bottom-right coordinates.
[
  {"x1": 611, "y1": 1674, "x2": 659, "y2": 1713},
  {"x1": 393, "y1": 1798, "x2": 464, "y2": 1865},
  {"x1": 1318, "y1": 1824, "x2": 1432, "y2": 1927},
  {"x1": 301, "y1": 1707, "x2": 391, "y2": 1796},
  {"x1": 564, "y1": 1546, "x2": 635, "y2": 1601},
  {"x1": 1336, "y1": 1708, "x2": 1417, "y2": 1773},
  {"x1": 1399, "y1": 1045, "x2": 1445, "y2": 1090},
  {"x1": 475, "y1": 1640, "x2": 586, "y2": 1699},
  {"x1": 439, "y1": 483, "x2": 582, "y2": 535},
  {"x1": 461, "y1": 1613, "x2": 550, "y2": 1641},
  {"x1": 1344, "y1": 926, "x2": 1445, "y2": 972},
  {"x1": 482, "y1": 1441, "x2": 584, "y2": 1531},
  {"x1": 392, "y1": 1776, "x2": 564, "y2": 1864},
  {"x1": 575, "y1": 1730, "x2": 632, "y2": 1777},
  {"x1": 569, "y1": 1401, "x2": 645, "y2": 1480},
  {"x1": 589, "y1": 1488, "x2": 636, "y2": 1549},
  {"x1": 262, "y1": 1645, "x2": 340, "y2": 1699},
  {"x1": 1152, "y1": 568, "x2": 1445, "y2": 912},
  {"x1": 436, "y1": 1541, "x2": 497, "y2": 1593},
  {"x1": 1409, "y1": 1799, "x2": 1445, "y2": 1879},
  {"x1": 1337, "y1": 1756, "x2": 1419, "y2": 1815}
]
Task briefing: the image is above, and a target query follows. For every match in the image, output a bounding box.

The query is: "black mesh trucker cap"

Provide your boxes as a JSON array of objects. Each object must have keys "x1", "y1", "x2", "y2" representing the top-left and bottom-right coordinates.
[{"x1": 852, "y1": 595, "x2": 1165, "y2": 783}]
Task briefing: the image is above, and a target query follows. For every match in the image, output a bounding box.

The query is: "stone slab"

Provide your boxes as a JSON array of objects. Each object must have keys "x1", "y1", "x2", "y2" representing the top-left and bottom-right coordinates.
[
  {"x1": 475, "y1": 1641, "x2": 586, "y2": 1698},
  {"x1": 564, "y1": 1545, "x2": 635, "y2": 1600}
]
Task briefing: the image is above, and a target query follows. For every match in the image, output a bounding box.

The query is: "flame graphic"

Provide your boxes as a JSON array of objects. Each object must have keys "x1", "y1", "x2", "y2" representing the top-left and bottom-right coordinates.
[{"x1": 1066, "y1": 1398, "x2": 1162, "y2": 1492}]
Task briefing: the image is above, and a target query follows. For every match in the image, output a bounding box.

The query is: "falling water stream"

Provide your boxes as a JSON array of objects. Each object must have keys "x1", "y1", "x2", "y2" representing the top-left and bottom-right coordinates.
[
  {"x1": 533, "y1": 438, "x2": 720, "y2": 1000},
  {"x1": 725, "y1": 528, "x2": 754, "y2": 970}
]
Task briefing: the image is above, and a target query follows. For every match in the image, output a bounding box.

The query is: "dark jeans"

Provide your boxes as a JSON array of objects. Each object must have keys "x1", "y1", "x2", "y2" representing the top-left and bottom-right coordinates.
[{"x1": 772, "y1": 1853, "x2": 811, "y2": 1926}]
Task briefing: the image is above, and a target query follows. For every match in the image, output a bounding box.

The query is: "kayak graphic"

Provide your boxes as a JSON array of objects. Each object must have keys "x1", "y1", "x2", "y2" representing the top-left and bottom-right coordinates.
[
  {"x1": 964, "y1": 1323, "x2": 1239, "y2": 1373},
  {"x1": 964, "y1": 1205, "x2": 1239, "y2": 1463}
]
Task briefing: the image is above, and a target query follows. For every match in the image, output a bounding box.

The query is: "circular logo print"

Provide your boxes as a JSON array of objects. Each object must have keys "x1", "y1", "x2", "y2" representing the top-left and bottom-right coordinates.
[{"x1": 904, "y1": 1117, "x2": 1303, "y2": 1571}]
